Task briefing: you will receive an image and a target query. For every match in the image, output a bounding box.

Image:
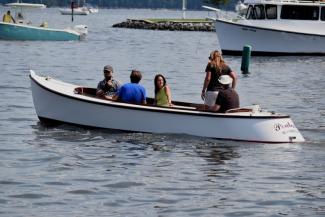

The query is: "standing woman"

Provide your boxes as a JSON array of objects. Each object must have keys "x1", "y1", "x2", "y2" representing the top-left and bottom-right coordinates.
[
  {"x1": 154, "y1": 74, "x2": 172, "y2": 107},
  {"x1": 201, "y1": 50, "x2": 237, "y2": 106}
]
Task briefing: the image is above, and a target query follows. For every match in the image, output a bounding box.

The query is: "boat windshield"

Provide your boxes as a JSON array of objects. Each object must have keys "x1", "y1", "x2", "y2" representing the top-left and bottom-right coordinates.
[
  {"x1": 265, "y1": 4, "x2": 277, "y2": 19},
  {"x1": 280, "y1": 5, "x2": 319, "y2": 20},
  {"x1": 246, "y1": 4, "x2": 266, "y2": 19}
]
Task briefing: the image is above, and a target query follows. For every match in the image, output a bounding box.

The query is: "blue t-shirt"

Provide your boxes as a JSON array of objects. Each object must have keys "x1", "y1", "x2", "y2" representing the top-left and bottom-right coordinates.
[{"x1": 118, "y1": 83, "x2": 146, "y2": 104}]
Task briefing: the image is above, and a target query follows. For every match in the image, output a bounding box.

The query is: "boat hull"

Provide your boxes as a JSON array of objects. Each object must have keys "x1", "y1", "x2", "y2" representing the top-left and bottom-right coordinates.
[
  {"x1": 59, "y1": 8, "x2": 89, "y2": 15},
  {"x1": 214, "y1": 19, "x2": 325, "y2": 56},
  {"x1": 30, "y1": 70, "x2": 305, "y2": 143},
  {"x1": 0, "y1": 22, "x2": 80, "y2": 41}
]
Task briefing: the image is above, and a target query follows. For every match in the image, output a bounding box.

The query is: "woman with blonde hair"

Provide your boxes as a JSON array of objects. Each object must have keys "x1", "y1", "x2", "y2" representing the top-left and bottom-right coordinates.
[{"x1": 201, "y1": 50, "x2": 237, "y2": 106}]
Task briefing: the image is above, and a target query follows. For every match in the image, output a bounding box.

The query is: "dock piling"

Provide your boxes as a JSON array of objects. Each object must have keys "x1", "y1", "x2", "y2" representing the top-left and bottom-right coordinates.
[{"x1": 241, "y1": 45, "x2": 251, "y2": 74}]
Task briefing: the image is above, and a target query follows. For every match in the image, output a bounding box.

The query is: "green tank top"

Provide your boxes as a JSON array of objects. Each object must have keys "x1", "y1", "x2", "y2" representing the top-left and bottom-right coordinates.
[{"x1": 156, "y1": 87, "x2": 169, "y2": 106}]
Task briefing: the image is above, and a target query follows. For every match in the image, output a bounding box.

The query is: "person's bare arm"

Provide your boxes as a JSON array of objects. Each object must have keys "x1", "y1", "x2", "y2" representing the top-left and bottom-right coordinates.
[
  {"x1": 229, "y1": 71, "x2": 237, "y2": 89},
  {"x1": 209, "y1": 104, "x2": 221, "y2": 112},
  {"x1": 201, "y1": 71, "x2": 211, "y2": 100},
  {"x1": 165, "y1": 85, "x2": 173, "y2": 106}
]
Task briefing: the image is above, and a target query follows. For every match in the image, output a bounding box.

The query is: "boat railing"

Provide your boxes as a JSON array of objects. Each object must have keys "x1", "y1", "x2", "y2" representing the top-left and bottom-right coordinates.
[
  {"x1": 245, "y1": 0, "x2": 325, "y2": 4},
  {"x1": 74, "y1": 87, "x2": 199, "y2": 110},
  {"x1": 73, "y1": 87, "x2": 258, "y2": 114},
  {"x1": 226, "y1": 108, "x2": 253, "y2": 113},
  {"x1": 203, "y1": 5, "x2": 244, "y2": 20}
]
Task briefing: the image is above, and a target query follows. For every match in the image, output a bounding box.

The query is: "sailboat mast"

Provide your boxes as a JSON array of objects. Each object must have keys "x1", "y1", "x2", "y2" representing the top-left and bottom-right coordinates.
[{"x1": 182, "y1": 0, "x2": 186, "y2": 19}]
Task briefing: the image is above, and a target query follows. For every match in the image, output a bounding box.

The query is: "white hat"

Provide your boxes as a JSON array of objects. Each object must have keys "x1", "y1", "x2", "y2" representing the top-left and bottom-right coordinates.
[{"x1": 218, "y1": 75, "x2": 233, "y2": 85}]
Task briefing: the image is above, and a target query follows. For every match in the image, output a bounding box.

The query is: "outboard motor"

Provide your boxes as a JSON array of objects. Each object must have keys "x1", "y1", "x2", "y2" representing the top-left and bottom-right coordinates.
[{"x1": 73, "y1": 25, "x2": 88, "y2": 39}]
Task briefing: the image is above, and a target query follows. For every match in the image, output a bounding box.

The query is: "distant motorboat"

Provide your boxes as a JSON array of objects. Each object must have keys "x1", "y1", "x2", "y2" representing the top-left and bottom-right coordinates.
[
  {"x1": 59, "y1": 0, "x2": 99, "y2": 15},
  {"x1": 59, "y1": 7, "x2": 90, "y2": 15},
  {"x1": 204, "y1": 0, "x2": 325, "y2": 55},
  {"x1": 88, "y1": 7, "x2": 99, "y2": 13},
  {"x1": 1, "y1": 2, "x2": 88, "y2": 41},
  {"x1": 84, "y1": 3, "x2": 99, "y2": 13},
  {"x1": 30, "y1": 70, "x2": 305, "y2": 143}
]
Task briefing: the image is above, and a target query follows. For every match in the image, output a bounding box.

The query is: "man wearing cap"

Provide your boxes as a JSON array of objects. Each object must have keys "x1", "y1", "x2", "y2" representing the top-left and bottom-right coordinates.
[
  {"x1": 209, "y1": 75, "x2": 239, "y2": 113},
  {"x1": 96, "y1": 65, "x2": 121, "y2": 100}
]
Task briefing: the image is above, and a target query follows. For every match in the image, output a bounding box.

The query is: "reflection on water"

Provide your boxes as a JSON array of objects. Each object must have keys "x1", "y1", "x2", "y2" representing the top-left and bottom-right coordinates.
[{"x1": 197, "y1": 144, "x2": 240, "y2": 165}]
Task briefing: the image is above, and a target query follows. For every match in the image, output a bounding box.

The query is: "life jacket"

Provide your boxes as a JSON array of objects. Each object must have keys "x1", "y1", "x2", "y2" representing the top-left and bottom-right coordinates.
[{"x1": 3, "y1": 14, "x2": 14, "y2": 23}]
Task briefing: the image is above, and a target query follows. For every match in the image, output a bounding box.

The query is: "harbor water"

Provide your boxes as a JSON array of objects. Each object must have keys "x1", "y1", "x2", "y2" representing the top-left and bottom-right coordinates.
[{"x1": 0, "y1": 8, "x2": 324, "y2": 217}]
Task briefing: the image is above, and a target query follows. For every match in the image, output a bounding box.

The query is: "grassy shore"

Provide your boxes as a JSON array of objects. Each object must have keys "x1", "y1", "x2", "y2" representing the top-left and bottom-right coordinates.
[{"x1": 145, "y1": 18, "x2": 211, "y2": 23}]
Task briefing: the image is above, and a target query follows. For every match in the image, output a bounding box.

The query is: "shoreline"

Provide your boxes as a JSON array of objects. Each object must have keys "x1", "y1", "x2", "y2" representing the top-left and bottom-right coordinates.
[{"x1": 112, "y1": 18, "x2": 215, "y2": 31}]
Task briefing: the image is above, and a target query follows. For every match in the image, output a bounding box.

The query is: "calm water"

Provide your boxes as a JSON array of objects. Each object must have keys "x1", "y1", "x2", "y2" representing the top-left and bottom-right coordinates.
[{"x1": 0, "y1": 8, "x2": 325, "y2": 217}]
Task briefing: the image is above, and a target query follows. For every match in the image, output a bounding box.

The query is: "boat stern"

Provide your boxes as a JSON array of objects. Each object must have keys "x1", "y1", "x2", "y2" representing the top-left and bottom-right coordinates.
[
  {"x1": 73, "y1": 25, "x2": 88, "y2": 39},
  {"x1": 271, "y1": 118, "x2": 305, "y2": 143}
]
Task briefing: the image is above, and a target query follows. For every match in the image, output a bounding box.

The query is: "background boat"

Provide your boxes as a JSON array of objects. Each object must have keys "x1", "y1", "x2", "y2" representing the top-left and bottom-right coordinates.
[
  {"x1": 204, "y1": 0, "x2": 325, "y2": 55},
  {"x1": 59, "y1": 7, "x2": 90, "y2": 15},
  {"x1": 1, "y1": 2, "x2": 88, "y2": 40},
  {"x1": 59, "y1": 0, "x2": 99, "y2": 15}
]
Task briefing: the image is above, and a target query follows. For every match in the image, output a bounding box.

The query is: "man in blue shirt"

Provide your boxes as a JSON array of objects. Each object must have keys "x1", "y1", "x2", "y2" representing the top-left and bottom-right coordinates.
[{"x1": 113, "y1": 70, "x2": 146, "y2": 104}]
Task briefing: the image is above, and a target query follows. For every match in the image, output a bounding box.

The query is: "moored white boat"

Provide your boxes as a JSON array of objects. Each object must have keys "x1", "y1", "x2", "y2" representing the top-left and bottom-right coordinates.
[
  {"x1": 59, "y1": 7, "x2": 90, "y2": 15},
  {"x1": 204, "y1": 0, "x2": 325, "y2": 55},
  {"x1": 30, "y1": 70, "x2": 305, "y2": 143},
  {"x1": 88, "y1": 7, "x2": 99, "y2": 13}
]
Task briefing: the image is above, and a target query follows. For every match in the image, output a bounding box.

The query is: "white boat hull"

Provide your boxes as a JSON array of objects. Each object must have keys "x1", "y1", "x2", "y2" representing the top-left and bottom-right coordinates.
[
  {"x1": 88, "y1": 8, "x2": 98, "y2": 13},
  {"x1": 30, "y1": 70, "x2": 305, "y2": 143},
  {"x1": 0, "y1": 22, "x2": 87, "y2": 41},
  {"x1": 214, "y1": 18, "x2": 325, "y2": 55},
  {"x1": 60, "y1": 8, "x2": 89, "y2": 15}
]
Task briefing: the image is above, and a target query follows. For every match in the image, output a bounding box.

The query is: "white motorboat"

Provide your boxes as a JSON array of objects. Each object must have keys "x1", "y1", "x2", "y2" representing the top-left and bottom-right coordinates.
[
  {"x1": 59, "y1": 7, "x2": 90, "y2": 15},
  {"x1": 59, "y1": 0, "x2": 98, "y2": 15},
  {"x1": 204, "y1": 0, "x2": 325, "y2": 55},
  {"x1": 88, "y1": 7, "x2": 99, "y2": 13},
  {"x1": 30, "y1": 70, "x2": 305, "y2": 143},
  {"x1": 84, "y1": 3, "x2": 99, "y2": 13}
]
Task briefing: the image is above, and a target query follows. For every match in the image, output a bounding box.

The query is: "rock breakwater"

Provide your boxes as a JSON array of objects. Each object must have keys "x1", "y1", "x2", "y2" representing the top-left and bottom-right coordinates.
[{"x1": 112, "y1": 19, "x2": 215, "y2": 32}]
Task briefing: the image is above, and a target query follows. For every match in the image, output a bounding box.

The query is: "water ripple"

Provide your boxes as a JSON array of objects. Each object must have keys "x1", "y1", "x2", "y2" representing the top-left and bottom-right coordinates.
[
  {"x1": 9, "y1": 193, "x2": 50, "y2": 199},
  {"x1": 103, "y1": 182, "x2": 145, "y2": 188},
  {"x1": 66, "y1": 190, "x2": 97, "y2": 195},
  {"x1": 0, "y1": 180, "x2": 25, "y2": 185}
]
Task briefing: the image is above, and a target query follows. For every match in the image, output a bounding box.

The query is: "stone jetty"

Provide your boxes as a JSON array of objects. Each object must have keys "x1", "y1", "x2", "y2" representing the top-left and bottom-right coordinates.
[{"x1": 112, "y1": 19, "x2": 215, "y2": 32}]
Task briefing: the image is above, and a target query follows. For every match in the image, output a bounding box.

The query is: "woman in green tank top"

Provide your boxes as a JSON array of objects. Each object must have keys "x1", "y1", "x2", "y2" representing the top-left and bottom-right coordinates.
[{"x1": 154, "y1": 74, "x2": 172, "y2": 107}]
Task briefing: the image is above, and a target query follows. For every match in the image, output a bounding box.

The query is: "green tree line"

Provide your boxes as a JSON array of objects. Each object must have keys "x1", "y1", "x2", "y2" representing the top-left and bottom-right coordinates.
[{"x1": 2, "y1": 0, "x2": 235, "y2": 9}]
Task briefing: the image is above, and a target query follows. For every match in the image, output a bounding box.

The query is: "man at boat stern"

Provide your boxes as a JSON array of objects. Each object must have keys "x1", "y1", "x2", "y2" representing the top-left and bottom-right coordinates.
[
  {"x1": 96, "y1": 65, "x2": 121, "y2": 100},
  {"x1": 198, "y1": 75, "x2": 239, "y2": 113},
  {"x1": 210, "y1": 75, "x2": 239, "y2": 113},
  {"x1": 3, "y1": 11, "x2": 16, "y2": 23}
]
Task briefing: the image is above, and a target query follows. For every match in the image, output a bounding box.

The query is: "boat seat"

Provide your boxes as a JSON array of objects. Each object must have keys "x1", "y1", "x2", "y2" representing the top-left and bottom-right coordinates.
[
  {"x1": 74, "y1": 87, "x2": 96, "y2": 96},
  {"x1": 40, "y1": 22, "x2": 48, "y2": 28}
]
